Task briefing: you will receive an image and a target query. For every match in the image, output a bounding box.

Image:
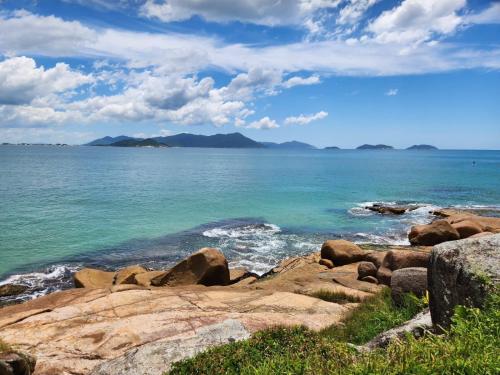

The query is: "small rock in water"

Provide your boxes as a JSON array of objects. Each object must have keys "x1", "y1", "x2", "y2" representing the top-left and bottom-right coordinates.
[{"x1": 0, "y1": 284, "x2": 28, "y2": 297}]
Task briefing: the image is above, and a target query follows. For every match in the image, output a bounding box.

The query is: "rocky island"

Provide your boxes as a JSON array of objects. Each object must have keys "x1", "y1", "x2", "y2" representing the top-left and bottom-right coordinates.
[
  {"x1": 356, "y1": 144, "x2": 394, "y2": 150},
  {"x1": 406, "y1": 144, "x2": 438, "y2": 150}
]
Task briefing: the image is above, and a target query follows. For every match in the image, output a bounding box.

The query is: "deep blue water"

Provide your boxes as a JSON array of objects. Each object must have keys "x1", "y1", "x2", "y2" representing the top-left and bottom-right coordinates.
[{"x1": 0, "y1": 146, "x2": 499, "y2": 301}]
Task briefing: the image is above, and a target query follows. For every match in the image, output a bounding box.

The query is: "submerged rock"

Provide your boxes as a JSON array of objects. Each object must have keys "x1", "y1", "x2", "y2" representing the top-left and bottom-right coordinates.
[
  {"x1": 321, "y1": 240, "x2": 366, "y2": 266},
  {"x1": 409, "y1": 220, "x2": 460, "y2": 246},
  {"x1": 151, "y1": 248, "x2": 230, "y2": 287},
  {"x1": 428, "y1": 234, "x2": 500, "y2": 330}
]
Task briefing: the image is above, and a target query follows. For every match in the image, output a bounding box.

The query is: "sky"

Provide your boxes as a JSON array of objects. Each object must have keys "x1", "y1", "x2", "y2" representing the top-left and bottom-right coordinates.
[{"x1": 0, "y1": 0, "x2": 499, "y2": 149}]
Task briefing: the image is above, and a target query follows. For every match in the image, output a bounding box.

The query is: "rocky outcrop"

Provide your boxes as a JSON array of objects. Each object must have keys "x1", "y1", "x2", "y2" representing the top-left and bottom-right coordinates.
[
  {"x1": 151, "y1": 248, "x2": 230, "y2": 287},
  {"x1": 0, "y1": 284, "x2": 28, "y2": 297},
  {"x1": 365, "y1": 203, "x2": 420, "y2": 215},
  {"x1": 113, "y1": 265, "x2": 147, "y2": 285},
  {"x1": 0, "y1": 350, "x2": 36, "y2": 375},
  {"x1": 74, "y1": 268, "x2": 115, "y2": 288},
  {"x1": 390, "y1": 267, "x2": 427, "y2": 304},
  {"x1": 321, "y1": 240, "x2": 366, "y2": 266},
  {"x1": 135, "y1": 271, "x2": 168, "y2": 287},
  {"x1": 376, "y1": 249, "x2": 430, "y2": 286},
  {"x1": 409, "y1": 220, "x2": 460, "y2": 246},
  {"x1": 428, "y1": 234, "x2": 500, "y2": 330}
]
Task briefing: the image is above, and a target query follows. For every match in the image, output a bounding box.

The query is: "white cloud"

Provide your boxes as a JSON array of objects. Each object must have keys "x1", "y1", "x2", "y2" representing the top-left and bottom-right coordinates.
[
  {"x1": 283, "y1": 74, "x2": 320, "y2": 88},
  {"x1": 366, "y1": 0, "x2": 466, "y2": 45},
  {"x1": 284, "y1": 110, "x2": 328, "y2": 125},
  {"x1": 338, "y1": 0, "x2": 379, "y2": 25},
  {"x1": 0, "y1": 56, "x2": 93, "y2": 105},
  {"x1": 465, "y1": 3, "x2": 500, "y2": 25},
  {"x1": 385, "y1": 88, "x2": 398, "y2": 96},
  {"x1": 140, "y1": 0, "x2": 341, "y2": 26},
  {"x1": 246, "y1": 116, "x2": 279, "y2": 129}
]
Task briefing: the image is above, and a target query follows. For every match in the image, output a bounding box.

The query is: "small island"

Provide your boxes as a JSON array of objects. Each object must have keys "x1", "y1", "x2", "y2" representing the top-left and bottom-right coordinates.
[
  {"x1": 109, "y1": 138, "x2": 168, "y2": 148},
  {"x1": 407, "y1": 144, "x2": 438, "y2": 150},
  {"x1": 356, "y1": 144, "x2": 394, "y2": 150},
  {"x1": 324, "y1": 146, "x2": 340, "y2": 150}
]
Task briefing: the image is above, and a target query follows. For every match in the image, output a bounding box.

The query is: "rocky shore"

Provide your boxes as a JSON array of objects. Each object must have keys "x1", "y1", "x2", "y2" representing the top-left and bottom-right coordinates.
[{"x1": 1, "y1": 208, "x2": 499, "y2": 375}]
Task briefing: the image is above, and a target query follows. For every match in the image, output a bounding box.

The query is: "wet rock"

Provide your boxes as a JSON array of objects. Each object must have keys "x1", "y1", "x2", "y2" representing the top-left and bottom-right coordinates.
[
  {"x1": 320, "y1": 240, "x2": 366, "y2": 266},
  {"x1": 428, "y1": 234, "x2": 500, "y2": 330},
  {"x1": 365, "y1": 204, "x2": 407, "y2": 215},
  {"x1": 74, "y1": 268, "x2": 114, "y2": 289},
  {"x1": 390, "y1": 267, "x2": 427, "y2": 305},
  {"x1": 0, "y1": 284, "x2": 28, "y2": 298},
  {"x1": 409, "y1": 220, "x2": 460, "y2": 246},
  {"x1": 0, "y1": 351, "x2": 36, "y2": 375},
  {"x1": 151, "y1": 248, "x2": 230, "y2": 287},
  {"x1": 360, "y1": 276, "x2": 378, "y2": 284},
  {"x1": 451, "y1": 220, "x2": 483, "y2": 239},
  {"x1": 113, "y1": 265, "x2": 147, "y2": 285},
  {"x1": 357, "y1": 262, "x2": 377, "y2": 279},
  {"x1": 319, "y1": 258, "x2": 334, "y2": 269}
]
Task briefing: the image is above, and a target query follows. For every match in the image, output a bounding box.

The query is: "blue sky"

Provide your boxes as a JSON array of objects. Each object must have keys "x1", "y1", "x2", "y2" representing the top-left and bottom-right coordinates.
[{"x1": 0, "y1": 0, "x2": 499, "y2": 148}]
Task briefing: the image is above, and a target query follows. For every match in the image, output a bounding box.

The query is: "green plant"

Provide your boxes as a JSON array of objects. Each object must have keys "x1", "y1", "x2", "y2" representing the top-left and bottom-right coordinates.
[{"x1": 310, "y1": 289, "x2": 361, "y2": 304}]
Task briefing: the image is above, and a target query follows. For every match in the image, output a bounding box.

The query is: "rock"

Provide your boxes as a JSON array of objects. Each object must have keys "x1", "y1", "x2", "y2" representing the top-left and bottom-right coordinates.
[
  {"x1": 319, "y1": 258, "x2": 334, "y2": 269},
  {"x1": 74, "y1": 268, "x2": 115, "y2": 289},
  {"x1": 382, "y1": 250, "x2": 430, "y2": 271},
  {"x1": 0, "y1": 351, "x2": 36, "y2": 375},
  {"x1": 409, "y1": 220, "x2": 460, "y2": 246},
  {"x1": 451, "y1": 220, "x2": 483, "y2": 239},
  {"x1": 376, "y1": 267, "x2": 392, "y2": 286},
  {"x1": 151, "y1": 248, "x2": 230, "y2": 287},
  {"x1": 0, "y1": 284, "x2": 28, "y2": 297},
  {"x1": 360, "y1": 276, "x2": 378, "y2": 284},
  {"x1": 360, "y1": 309, "x2": 432, "y2": 351},
  {"x1": 428, "y1": 234, "x2": 500, "y2": 330},
  {"x1": 233, "y1": 276, "x2": 257, "y2": 286},
  {"x1": 366, "y1": 204, "x2": 407, "y2": 215},
  {"x1": 364, "y1": 251, "x2": 387, "y2": 268},
  {"x1": 229, "y1": 267, "x2": 258, "y2": 284},
  {"x1": 390, "y1": 267, "x2": 427, "y2": 304},
  {"x1": 320, "y1": 240, "x2": 366, "y2": 266},
  {"x1": 357, "y1": 262, "x2": 377, "y2": 279},
  {"x1": 90, "y1": 319, "x2": 250, "y2": 375},
  {"x1": 469, "y1": 231, "x2": 494, "y2": 239},
  {"x1": 113, "y1": 265, "x2": 147, "y2": 285},
  {"x1": 134, "y1": 271, "x2": 168, "y2": 287}
]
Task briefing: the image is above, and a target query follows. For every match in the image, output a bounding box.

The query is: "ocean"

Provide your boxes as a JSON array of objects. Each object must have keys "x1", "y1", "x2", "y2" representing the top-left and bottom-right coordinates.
[{"x1": 1, "y1": 145, "x2": 499, "y2": 302}]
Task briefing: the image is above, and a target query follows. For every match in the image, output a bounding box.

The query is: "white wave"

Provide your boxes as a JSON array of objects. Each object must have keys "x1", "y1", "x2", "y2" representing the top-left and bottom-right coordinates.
[
  {"x1": 353, "y1": 232, "x2": 409, "y2": 246},
  {"x1": 203, "y1": 223, "x2": 281, "y2": 238}
]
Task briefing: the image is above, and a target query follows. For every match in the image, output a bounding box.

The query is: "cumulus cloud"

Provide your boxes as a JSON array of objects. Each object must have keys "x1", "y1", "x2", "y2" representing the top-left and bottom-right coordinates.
[
  {"x1": 140, "y1": 0, "x2": 341, "y2": 26},
  {"x1": 246, "y1": 117, "x2": 279, "y2": 129},
  {"x1": 284, "y1": 110, "x2": 328, "y2": 125},
  {"x1": 385, "y1": 88, "x2": 398, "y2": 96},
  {"x1": 283, "y1": 74, "x2": 320, "y2": 88},
  {"x1": 465, "y1": 3, "x2": 500, "y2": 25}
]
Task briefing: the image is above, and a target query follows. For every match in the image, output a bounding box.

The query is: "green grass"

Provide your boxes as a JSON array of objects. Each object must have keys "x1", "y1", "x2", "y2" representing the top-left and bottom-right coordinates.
[
  {"x1": 310, "y1": 289, "x2": 361, "y2": 304},
  {"x1": 168, "y1": 292, "x2": 500, "y2": 375},
  {"x1": 0, "y1": 339, "x2": 12, "y2": 354},
  {"x1": 322, "y1": 288, "x2": 423, "y2": 344}
]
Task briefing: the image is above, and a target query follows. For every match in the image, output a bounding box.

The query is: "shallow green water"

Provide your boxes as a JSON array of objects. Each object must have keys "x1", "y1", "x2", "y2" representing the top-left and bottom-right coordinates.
[{"x1": 0, "y1": 146, "x2": 499, "y2": 299}]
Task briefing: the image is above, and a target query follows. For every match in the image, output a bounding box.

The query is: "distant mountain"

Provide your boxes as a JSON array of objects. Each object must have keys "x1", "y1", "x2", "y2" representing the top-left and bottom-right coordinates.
[
  {"x1": 356, "y1": 144, "x2": 394, "y2": 150},
  {"x1": 261, "y1": 141, "x2": 316, "y2": 149},
  {"x1": 86, "y1": 135, "x2": 138, "y2": 146},
  {"x1": 324, "y1": 146, "x2": 340, "y2": 150},
  {"x1": 407, "y1": 144, "x2": 438, "y2": 150},
  {"x1": 110, "y1": 138, "x2": 167, "y2": 148},
  {"x1": 153, "y1": 132, "x2": 263, "y2": 148}
]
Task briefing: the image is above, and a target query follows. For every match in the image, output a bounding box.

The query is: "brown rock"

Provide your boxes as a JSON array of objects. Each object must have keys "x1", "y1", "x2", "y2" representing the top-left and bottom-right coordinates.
[
  {"x1": 469, "y1": 231, "x2": 495, "y2": 239},
  {"x1": 451, "y1": 220, "x2": 483, "y2": 239},
  {"x1": 74, "y1": 268, "x2": 114, "y2": 289},
  {"x1": 233, "y1": 276, "x2": 257, "y2": 286},
  {"x1": 320, "y1": 240, "x2": 366, "y2": 266},
  {"x1": 376, "y1": 266, "x2": 392, "y2": 286},
  {"x1": 113, "y1": 265, "x2": 147, "y2": 285},
  {"x1": 134, "y1": 271, "x2": 168, "y2": 287},
  {"x1": 360, "y1": 276, "x2": 378, "y2": 284},
  {"x1": 229, "y1": 267, "x2": 257, "y2": 284},
  {"x1": 151, "y1": 248, "x2": 230, "y2": 287},
  {"x1": 364, "y1": 251, "x2": 387, "y2": 268},
  {"x1": 382, "y1": 250, "x2": 430, "y2": 271},
  {"x1": 409, "y1": 220, "x2": 460, "y2": 246},
  {"x1": 0, "y1": 284, "x2": 28, "y2": 297},
  {"x1": 357, "y1": 261, "x2": 377, "y2": 279},
  {"x1": 390, "y1": 267, "x2": 428, "y2": 305},
  {"x1": 319, "y1": 258, "x2": 334, "y2": 269},
  {"x1": 366, "y1": 205, "x2": 407, "y2": 215},
  {"x1": 0, "y1": 351, "x2": 36, "y2": 375}
]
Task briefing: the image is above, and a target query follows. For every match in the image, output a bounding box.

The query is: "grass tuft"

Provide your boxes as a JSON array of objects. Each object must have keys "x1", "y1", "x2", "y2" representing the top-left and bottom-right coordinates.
[
  {"x1": 310, "y1": 289, "x2": 361, "y2": 304},
  {"x1": 0, "y1": 339, "x2": 12, "y2": 354}
]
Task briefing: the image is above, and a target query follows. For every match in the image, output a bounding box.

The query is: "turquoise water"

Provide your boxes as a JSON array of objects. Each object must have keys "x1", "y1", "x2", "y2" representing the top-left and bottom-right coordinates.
[{"x1": 1, "y1": 146, "x2": 499, "y2": 300}]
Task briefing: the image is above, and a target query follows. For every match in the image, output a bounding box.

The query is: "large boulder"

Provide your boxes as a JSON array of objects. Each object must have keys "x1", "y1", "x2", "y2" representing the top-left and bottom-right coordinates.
[
  {"x1": 451, "y1": 220, "x2": 483, "y2": 239},
  {"x1": 409, "y1": 220, "x2": 460, "y2": 246},
  {"x1": 151, "y1": 248, "x2": 230, "y2": 287},
  {"x1": 135, "y1": 270, "x2": 168, "y2": 287},
  {"x1": 320, "y1": 240, "x2": 366, "y2": 266},
  {"x1": 376, "y1": 267, "x2": 392, "y2": 286},
  {"x1": 0, "y1": 351, "x2": 36, "y2": 375},
  {"x1": 113, "y1": 265, "x2": 147, "y2": 285},
  {"x1": 74, "y1": 268, "x2": 114, "y2": 289},
  {"x1": 364, "y1": 251, "x2": 387, "y2": 268},
  {"x1": 0, "y1": 284, "x2": 28, "y2": 297},
  {"x1": 382, "y1": 250, "x2": 430, "y2": 271},
  {"x1": 390, "y1": 267, "x2": 427, "y2": 305},
  {"x1": 428, "y1": 234, "x2": 500, "y2": 330}
]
